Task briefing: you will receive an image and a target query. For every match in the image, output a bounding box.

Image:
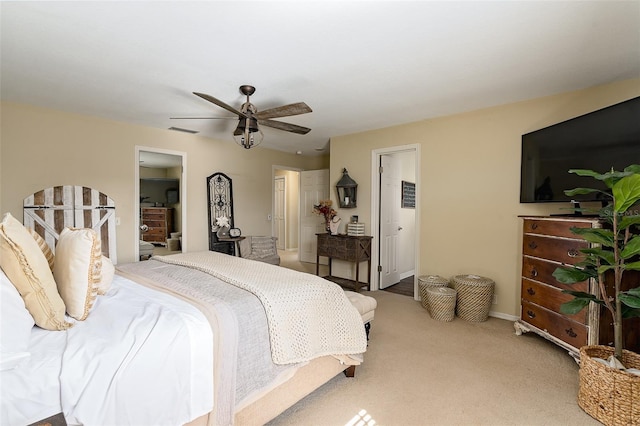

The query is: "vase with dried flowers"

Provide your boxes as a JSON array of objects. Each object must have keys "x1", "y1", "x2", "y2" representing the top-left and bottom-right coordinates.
[
  {"x1": 313, "y1": 199, "x2": 338, "y2": 233},
  {"x1": 215, "y1": 216, "x2": 231, "y2": 238}
]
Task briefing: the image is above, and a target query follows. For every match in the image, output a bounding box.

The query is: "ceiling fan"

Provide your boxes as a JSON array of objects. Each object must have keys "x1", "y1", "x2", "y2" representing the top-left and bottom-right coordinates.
[{"x1": 173, "y1": 85, "x2": 312, "y2": 149}]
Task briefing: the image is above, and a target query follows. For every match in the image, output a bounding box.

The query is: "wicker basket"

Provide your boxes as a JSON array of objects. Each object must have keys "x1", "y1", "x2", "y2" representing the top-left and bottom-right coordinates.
[
  {"x1": 578, "y1": 345, "x2": 640, "y2": 426},
  {"x1": 418, "y1": 275, "x2": 450, "y2": 312},
  {"x1": 450, "y1": 274, "x2": 494, "y2": 322},
  {"x1": 426, "y1": 287, "x2": 457, "y2": 322}
]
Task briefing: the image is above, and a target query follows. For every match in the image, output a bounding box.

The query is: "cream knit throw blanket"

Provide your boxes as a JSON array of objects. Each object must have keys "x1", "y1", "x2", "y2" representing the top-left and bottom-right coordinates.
[{"x1": 154, "y1": 251, "x2": 367, "y2": 365}]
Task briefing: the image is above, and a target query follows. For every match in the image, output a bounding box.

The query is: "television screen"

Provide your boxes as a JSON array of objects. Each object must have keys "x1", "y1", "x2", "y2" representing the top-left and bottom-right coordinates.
[{"x1": 520, "y1": 96, "x2": 640, "y2": 203}]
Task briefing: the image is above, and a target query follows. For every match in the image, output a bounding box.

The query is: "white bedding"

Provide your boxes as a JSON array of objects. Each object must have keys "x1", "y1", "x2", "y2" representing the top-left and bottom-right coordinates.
[{"x1": 1, "y1": 273, "x2": 214, "y2": 426}]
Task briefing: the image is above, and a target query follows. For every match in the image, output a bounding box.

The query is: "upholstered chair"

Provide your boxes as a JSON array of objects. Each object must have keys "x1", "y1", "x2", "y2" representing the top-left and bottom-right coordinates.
[{"x1": 238, "y1": 236, "x2": 280, "y2": 265}]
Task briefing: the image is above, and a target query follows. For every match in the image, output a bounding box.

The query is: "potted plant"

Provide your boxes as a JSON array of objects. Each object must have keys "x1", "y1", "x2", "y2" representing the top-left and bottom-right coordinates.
[{"x1": 552, "y1": 165, "x2": 640, "y2": 425}]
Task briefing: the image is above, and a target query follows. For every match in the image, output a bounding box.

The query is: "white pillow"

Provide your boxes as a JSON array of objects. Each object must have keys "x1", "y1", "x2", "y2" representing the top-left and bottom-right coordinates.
[
  {"x1": 53, "y1": 227, "x2": 102, "y2": 321},
  {"x1": 0, "y1": 212, "x2": 71, "y2": 331},
  {"x1": 97, "y1": 255, "x2": 115, "y2": 295},
  {"x1": 0, "y1": 267, "x2": 34, "y2": 370}
]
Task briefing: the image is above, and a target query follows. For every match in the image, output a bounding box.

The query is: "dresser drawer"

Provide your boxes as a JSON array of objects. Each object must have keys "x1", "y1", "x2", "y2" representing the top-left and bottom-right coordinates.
[
  {"x1": 521, "y1": 300, "x2": 588, "y2": 348},
  {"x1": 523, "y1": 234, "x2": 588, "y2": 264},
  {"x1": 523, "y1": 218, "x2": 593, "y2": 239},
  {"x1": 521, "y1": 279, "x2": 587, "y2": 324},
  {"x1": 142, "y1": 212, "x2": 167, "y2": 221},
  {"x1": 522, "y1": 256, "x2": 589, "y2": 292}
]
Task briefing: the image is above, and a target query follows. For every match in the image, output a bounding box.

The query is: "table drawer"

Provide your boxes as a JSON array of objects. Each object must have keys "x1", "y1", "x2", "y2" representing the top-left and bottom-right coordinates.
[
  {"x1": 521, "y1": 279, "x2": 587, "y2": 324},
  {"x1": 523, "y1": 234, "x2": 588, "y2": 264},
  {"x1": 521, "y1": 300, "x2": 588, "y2": 348},
  {"x1": 523, "y1": 218, "x2": 593, "y2": 239},
  {"x1": 522, "y1": 256, "x2": 589, "y2": 292}
]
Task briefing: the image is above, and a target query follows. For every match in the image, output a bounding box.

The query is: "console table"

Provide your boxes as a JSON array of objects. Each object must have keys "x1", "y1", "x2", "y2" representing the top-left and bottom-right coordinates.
[{"x1": 316, "y1": 233, "x2": 373, "y2": 292}]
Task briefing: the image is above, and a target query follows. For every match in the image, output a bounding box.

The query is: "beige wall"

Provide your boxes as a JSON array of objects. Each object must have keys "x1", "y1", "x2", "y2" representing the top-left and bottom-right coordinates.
[
  {"x1": 0, "y1": 102, "x2": 327, "y2": 263},
  {"x1": 330, "y1": 78, "x2": 640, "y2": 317}
]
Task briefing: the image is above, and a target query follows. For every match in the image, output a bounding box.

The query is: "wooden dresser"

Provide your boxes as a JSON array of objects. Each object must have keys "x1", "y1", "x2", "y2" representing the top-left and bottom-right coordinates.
[
  {"x1": 141, "y1": 207, "x2": 174, "y2": 245},
  {"x1": 316, "y1": 233, "x2": 373, "y2": 292},
  {"x1": 515, "y1": 216, "x2": 639, "y2": 357}
]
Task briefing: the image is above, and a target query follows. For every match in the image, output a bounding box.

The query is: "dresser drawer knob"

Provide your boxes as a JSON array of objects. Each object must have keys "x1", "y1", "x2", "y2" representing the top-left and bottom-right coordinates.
[
  {"x1": 528, "y1": 241, "x2": 538, "y2": 250},
  {"x1": 567, "y1": 248, "x2": 580, "y2": 258},
  {"x1": 529, "y1": 268, "x2": 538, "y2": 278},
  {"x1": 530, "y1": 223, "x2": 538, "y2": 230},
  {"x1": 527, "y1": 287, "x2": 535, "y2": 296},
  {"x1": 527, "y1": 310, "x2": 536, "y2": 319},
  {"x1": 565, "y1": 328, "x2": 577, "y2": 338}
]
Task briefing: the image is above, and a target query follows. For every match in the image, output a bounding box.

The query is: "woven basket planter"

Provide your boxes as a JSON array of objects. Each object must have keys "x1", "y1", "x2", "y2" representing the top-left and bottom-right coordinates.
[
  {"x1": 578, "y1": 345, "x2": 640, "y2": 426},
  {"x1": 418, "y1": 275, "x2": 450, "y2": 312},
  {"x1": 450, "y1": 274, "x2": 494, "y2": 322},
  {"x1": 426, "y1": 287, "x2": 457, "y2": 322}
]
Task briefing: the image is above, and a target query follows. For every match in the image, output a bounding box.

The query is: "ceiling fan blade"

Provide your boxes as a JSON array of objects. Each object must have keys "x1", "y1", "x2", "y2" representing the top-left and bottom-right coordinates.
[
  {"x1": 259, "y1": 119, "x2": 311, "y2": 135},
  {"x1": 256, "y1": 102, "x2": 312, "y2": 120},
  {"x1": 170, "y1": 116, "x2": 236, "y2": 120},
  {"x1": 193, "y1": 92, "x2": 247, "y2": 118}
]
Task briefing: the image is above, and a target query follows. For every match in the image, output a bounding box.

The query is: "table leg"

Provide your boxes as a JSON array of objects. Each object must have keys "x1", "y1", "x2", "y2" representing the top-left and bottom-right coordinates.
[{"x1": 316, "y1": 255, "x2": 320, "y2": 276}]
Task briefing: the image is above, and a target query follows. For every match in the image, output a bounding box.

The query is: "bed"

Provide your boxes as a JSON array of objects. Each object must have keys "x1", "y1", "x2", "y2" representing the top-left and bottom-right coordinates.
[{"x1": 0, "y1": 188, "x2": 369, "y2": 426}]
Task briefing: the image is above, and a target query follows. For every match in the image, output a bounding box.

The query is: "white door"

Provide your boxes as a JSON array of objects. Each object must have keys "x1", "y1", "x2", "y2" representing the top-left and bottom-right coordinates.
[
  {"x1": 274, "y1": 176, "x2": 286, "y2": 250},
  {"x1": 299, "y1": 169, "x2": 329, "y2": 263},
  {"x1": 379, "y1": 155, "x2": 401, "y2": 289}
]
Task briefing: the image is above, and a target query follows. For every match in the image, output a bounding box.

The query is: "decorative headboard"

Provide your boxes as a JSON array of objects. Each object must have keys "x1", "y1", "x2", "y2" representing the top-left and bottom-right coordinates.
[{"x1": 23, "y1": 185, "x2": 117, "y2": 263}]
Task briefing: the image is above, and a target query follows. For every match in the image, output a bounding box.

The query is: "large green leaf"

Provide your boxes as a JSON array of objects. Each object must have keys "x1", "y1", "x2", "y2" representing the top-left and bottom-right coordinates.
[
  {"x1": 564, "y1": 188, "x2": 608, "y2": 197},
  {"x1": 619, "y1": 215, "x2": 640, "y2": 231},
  {"x1": 619, "y1": 293, "x2": 640, "y2": 309},
  {"x1": 621, "y1": 305, "x2": 640, "y2": 319},
  {"x1": 580, "y1": 248, "x2": 615, "y2": 265},
  {"x1": 597, "y1": 265, "x2": 616, "y2": 275},
  {"x1": 569, "y1": 168, "x2": 634, "y2": 188},
  {"x1": 613, "y1": 174, "x2": 640, "y2": 213},
  {"x1": 560, "y1": 298, "x2": 591, "y2": 315},
  {"x1": 627, "y1": 287, "x2": 640, "y2": 297},
  {"x1": 624, "y1": 165, "x2": 640, "y2": 174},
  {"x1": 621, "y1": 235, "x2": 640, "y2": 259},
  {"x1": 569, "y1": 227, "x2": 615, "y2": 247},
  {"x1": 568, "y1": 169, "x2": 606, "y2": 179},
  {"x1": 625, "y1": 261, "x2": 640, "y2": 271},
  {"x1": 553, "y1": 267, "x2": 594, "y2": 283}
]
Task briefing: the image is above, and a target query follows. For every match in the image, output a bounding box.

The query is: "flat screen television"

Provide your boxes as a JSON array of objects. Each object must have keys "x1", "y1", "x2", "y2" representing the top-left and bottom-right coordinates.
[{"x1": 520, "y1": 96, "x2": 640, "y2": 203}]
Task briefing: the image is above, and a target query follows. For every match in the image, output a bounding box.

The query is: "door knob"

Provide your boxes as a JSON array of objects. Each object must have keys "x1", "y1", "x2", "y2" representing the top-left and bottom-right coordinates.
[{"x1": 398, "y1": 226, "x2": 403, "y2": 231}]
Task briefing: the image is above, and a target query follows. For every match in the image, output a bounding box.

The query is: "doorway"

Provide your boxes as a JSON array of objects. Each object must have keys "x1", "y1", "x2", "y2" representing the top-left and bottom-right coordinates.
[
  {"x1": 371, "y1": 145, "x2": 420, "y2": 297},
  {"x1": 135, "y1": 146, "x2": 187, "y2": 260},
  {"x1": 272, "y1": 166, "x2": 302, "y2": 254}
]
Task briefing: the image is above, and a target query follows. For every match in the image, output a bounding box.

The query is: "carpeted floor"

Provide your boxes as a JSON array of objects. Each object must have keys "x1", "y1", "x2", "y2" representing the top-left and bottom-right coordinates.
[{"x1": 274, "y1": 250, "x2": 599, "y2": 426}]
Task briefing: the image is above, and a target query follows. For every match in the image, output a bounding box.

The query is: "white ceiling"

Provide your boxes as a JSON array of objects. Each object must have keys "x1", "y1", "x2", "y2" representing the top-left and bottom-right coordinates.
[{"x1": 2, "y1": 1, "x2": 639, "y2": 156}]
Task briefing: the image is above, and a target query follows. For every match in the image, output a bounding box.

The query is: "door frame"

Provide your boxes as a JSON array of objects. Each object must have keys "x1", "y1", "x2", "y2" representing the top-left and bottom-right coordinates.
[
  {"x1": 370, "y1": 144, "x2": 420, "y2": 297},
  {"x1": 135, "y1": 146, "x2": 187, "y2": 260}
]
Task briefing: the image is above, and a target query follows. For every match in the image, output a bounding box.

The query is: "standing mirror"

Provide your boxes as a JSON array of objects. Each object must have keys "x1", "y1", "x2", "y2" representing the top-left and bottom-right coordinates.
[{"x1": 207, "y1": 172, "x2": 236, "y2": 255}]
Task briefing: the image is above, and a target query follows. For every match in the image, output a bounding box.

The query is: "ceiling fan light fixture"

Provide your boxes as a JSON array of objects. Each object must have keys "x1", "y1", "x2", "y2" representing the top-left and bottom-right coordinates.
[{"x1": 233, "y1": 117, "x2": 263, "y2": 149}]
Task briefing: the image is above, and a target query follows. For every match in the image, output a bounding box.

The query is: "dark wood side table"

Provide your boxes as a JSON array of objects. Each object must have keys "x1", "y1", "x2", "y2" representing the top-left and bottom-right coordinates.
[
  {"x1": 316, "y1": 233, "x2": 373, "y2": 292},
  {"x1": 215, "y1": 236, "x2": 246, "y2": 257}
]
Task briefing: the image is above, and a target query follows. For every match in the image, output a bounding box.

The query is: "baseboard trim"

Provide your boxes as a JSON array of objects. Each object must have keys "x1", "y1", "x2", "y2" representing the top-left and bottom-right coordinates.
[
  {"x1": 489, "y1": 311, "x2": 518, "y2": 322},
  {"x1": 399, "y1": 270, "x2": 415, "y2": 280}
]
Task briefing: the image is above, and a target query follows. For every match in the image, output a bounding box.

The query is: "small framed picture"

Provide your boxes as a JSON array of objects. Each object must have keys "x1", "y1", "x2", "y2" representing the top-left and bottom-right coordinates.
[
  {"x1": 401, "y1": 181, "x2": 415, "y2": 209},
  {"x1": 350, "y1": 215, "x2": 359, "y2": 223}
]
